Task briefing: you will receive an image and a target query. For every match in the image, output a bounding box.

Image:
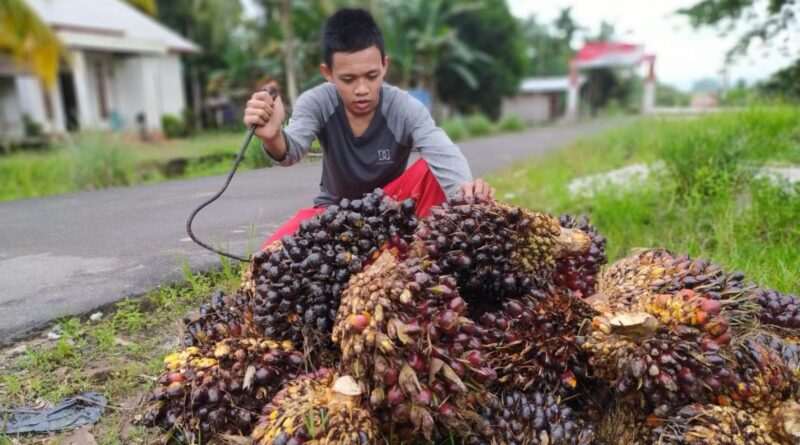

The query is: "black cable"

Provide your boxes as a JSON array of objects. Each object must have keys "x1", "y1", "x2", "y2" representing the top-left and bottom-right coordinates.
[{"x1": 186, "y1": 89, "x2": 278, "y2": 262}]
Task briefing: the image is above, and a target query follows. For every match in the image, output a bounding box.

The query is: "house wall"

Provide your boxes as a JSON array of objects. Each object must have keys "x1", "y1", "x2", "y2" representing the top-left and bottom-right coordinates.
[
  {"x1": 0, "y1": 76, "x2": 23, "y2": 137},
  {"x1": 502, "y1": 93, "x2": 554, "y2": 123}
]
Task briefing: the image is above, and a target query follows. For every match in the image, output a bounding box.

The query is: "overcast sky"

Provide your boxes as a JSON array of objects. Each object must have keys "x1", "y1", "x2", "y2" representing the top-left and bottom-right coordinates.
[{"x1": 507, "y1": 0, "x2": 797, "y2": 91}]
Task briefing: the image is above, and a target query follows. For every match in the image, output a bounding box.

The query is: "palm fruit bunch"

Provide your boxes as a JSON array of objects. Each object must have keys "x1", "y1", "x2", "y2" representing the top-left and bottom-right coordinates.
[
  {"x1": 413, "y1": 195, "x2": 591, "y2": 306},
  {"x1": 251, "y1": 370, "x2": 380, "y2": 445},
  {"x1": 246, "y1": 190, "x2": 419, "y2": 346},
  {"x1": 597, "y1": 249, "x2": 750, "y2": 313},
  {"x1": 143, "y1": 336, "x2": 303, "y2": 441},
  {"x1": 721, "y1": 334, "x2": 792, "y2": 411},
  {"x1": 555, "y1": 214, "x2": 607, "y2": 297},
  {"x1": 478, "y1": 289, "x2": 597, "y2": 395},
  {"x1": 584, "y1": 289, "x2": 739, "y2": 415},
  {"x1": 648, "y1": 404, "x2": 780, "y2": 445},
  {"x1": 332, "y1": 252, "x2": 493, "y2": 441},
  {"x1": 752, "y1": 287, "x2": 800, "y2": 329},
  {"x1": 752, "y1": 332, "x2": 800, "y2": 381},
  {"x1": 465, "y1": 390, "x2": 596, "y2": 445},
  {"x1": 182, "y1": 290, "x2": 257, "y2": 348}
]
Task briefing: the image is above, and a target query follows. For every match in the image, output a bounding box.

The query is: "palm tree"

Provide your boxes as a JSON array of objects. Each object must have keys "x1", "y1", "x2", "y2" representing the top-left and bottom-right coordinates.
[
  {"x1": 0, "y1": 0, "x2": 65, "y2": 87},
  {"x1": 124, "y1": 0, "x2": 157, "y2": 16}
]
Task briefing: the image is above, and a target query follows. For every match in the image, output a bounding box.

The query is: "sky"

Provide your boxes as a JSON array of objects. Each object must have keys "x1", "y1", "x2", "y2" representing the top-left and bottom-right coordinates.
[{"x1": 507, "y1": 0, "x2": 797, "y2": 91}]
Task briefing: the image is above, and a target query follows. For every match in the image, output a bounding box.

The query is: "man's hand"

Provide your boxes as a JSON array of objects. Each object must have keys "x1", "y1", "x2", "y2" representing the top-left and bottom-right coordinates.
[
  {"x1": 243, "y1": 90, "x2": 286, "y2": 143},
  {"x1": 458, "y1": 178, "x2": 496, "y2": 200}
]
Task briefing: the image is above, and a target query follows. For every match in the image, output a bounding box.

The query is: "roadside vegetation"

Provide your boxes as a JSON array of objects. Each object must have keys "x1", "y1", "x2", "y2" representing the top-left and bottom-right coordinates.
[{"x1": 489, "y1": 106, "x2": 800, "y2": 292}]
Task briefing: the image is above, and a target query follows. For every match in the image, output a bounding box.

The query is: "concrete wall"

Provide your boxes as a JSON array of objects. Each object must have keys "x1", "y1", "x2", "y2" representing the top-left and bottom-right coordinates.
[
  {"x1": 111, "y1": 54, "x2": 186, "y2": 132},
  {"x1": 502, "y1": 94, "x2": 553, "y2": 124},
  {"x1": 0, "y1": 76, "x2": 23, "y2": 137}
]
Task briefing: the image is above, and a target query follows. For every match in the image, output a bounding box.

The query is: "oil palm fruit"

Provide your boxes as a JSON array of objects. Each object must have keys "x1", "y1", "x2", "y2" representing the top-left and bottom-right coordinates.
[
  {"x1": 555, "y1": 214, "x2": 607, "y2": 298},
  {"x1": 584, "y1": 291, "x2": 738, "y2": 415},
  {"x1": 144, "y1": 337, "x2": 302, "y2": 442},
  {"x1": 182, "y1": 291, "x2": 257, "y2": 349},
  {"x1": 333, "y1": 252, "x2": 492, "y2": 441},
  {"x1": 245, "y1": 190, "x2": 419, "y2": 347},
  {"x1": 479, "y1": 289, "x2": 596, "y2": 395},
  {"x1": 413, "y1": 195, "x2": 591, "y2": 305},
  {"x1": 649, "y1": 404, "x2": 780, "y2": 445},
  {"x1": 465, "y1": 390, "x2": 596, "y2": 445},
  {"x1": 752, "y1": 288, "x2": 800, "y2": 329},
  {"x1": 597, "y1": 249, "x2": 749, "y2": 313},
  {"x1": 251, "y1": 370, "x2": 380, "y2": 445}
]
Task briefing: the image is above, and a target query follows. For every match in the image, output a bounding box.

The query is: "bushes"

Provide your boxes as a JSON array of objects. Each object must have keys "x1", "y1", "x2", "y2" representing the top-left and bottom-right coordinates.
[
  {"x1": 161, "y1": 114, "x2": 185, "y2": 139},
  {"x1": 66, "y1": 132, "x2": 135, "y2": 189},
  {"x1": 441, "y1": 113, "x2": 527, "y2": 141}
]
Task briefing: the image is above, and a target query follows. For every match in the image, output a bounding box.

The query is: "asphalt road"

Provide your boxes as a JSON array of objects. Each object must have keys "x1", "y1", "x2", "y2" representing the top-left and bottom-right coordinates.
[{"x1": 0, "y1": 118, "x2": 627, "y2": 344}]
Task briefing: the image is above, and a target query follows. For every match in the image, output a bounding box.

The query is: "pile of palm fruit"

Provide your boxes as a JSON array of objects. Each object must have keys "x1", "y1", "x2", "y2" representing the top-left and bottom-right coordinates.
[{"x1": 143, "y1": 190, "x2": 800, "y2": 444}]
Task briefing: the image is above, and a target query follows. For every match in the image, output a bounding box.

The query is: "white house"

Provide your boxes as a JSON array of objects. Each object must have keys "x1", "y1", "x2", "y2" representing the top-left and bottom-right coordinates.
[
  {"x1": 0, "y1": 0, "x2": 199, "y2": 138},
  {"x1": 502, "y1": 76, "x2": 587, "y2": 124}
]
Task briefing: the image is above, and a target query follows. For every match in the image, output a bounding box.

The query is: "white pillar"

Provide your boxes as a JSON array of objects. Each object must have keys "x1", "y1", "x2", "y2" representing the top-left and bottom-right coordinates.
[
  {"x1": 642, "y1": 56, "x2": 656, "y2": 114},
  {"x1": 71, "y1": 50, "x2": 95, "y2": 129},
  {"x1": 565, "y1": 65, "x2": 579, "y2": 121}
]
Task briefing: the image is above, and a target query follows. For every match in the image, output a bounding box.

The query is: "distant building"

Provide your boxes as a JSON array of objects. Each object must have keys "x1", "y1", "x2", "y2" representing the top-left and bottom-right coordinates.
[
  {"x1": 0, "y1": 0, "x2": 199, "y2": 138},
  {"x1": 502, "y1": 76, "x2": 586, "y2": 123}
]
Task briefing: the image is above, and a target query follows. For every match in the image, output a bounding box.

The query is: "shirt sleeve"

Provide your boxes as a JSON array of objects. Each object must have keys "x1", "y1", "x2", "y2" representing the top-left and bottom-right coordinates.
[
  {"x1": 404, "y1": 95, "x2": 473, "y2": 197},
  {"x1": 264, "y1": 89, "x2": 324, "y2": 166}
]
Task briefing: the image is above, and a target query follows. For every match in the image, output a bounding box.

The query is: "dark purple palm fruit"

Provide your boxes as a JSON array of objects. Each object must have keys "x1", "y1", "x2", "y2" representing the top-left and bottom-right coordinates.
[
  {"x1": 182, "y1": 291, "x2": 257, "y2": 349},
  {"x1": 752, "y1": 288, "x2": 800, "y2": 329},
  {"x1": 244, "y1": 190, "x2": 419, "y2": 348},
  {"x1": 144, "y1": 337, "x2": 304, "y2": 442},
  {"x1": 465, "y1": 390, "x2": 596, "y2": 445},
  {"x1": 413, "y1": 195, "x2": 590, "y2": 307},
  {"x1": 555, "y1": 214, "x2": 607, "y2": 298}
]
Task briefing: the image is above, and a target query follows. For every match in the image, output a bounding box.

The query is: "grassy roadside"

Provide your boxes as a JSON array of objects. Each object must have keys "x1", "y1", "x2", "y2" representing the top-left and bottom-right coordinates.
[
  {"x1": 0, "y1": 259, "x2": 245, "y2": 444},
  {"x1": 488, "y1": 106, "x2": 800, "y2": 292}
]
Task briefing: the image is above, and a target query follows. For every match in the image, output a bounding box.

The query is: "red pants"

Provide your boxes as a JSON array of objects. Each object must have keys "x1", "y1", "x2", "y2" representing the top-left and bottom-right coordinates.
[{"x1": 261, "y1": 158, "x2": 446, "y2": 249}]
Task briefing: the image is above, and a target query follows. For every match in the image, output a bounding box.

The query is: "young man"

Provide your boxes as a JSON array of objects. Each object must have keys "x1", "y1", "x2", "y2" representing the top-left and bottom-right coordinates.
[{"x1": 243, "y1": 8, "x2": 494, "y2": 245}]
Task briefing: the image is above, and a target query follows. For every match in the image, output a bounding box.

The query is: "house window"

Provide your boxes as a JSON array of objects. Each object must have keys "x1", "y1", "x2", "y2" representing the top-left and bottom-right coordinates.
[{"x1": 95, "y1": 61, "x2": 108, "y2": 119}]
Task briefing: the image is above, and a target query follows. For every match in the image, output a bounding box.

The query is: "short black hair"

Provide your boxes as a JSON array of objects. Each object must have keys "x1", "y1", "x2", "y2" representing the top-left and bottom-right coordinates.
[{"x1": 321, "y1": 8, "x2": 385, "y2": 68}]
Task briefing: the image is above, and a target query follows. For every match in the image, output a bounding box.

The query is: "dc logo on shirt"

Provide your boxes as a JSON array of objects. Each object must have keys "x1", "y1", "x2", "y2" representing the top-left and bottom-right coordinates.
[{"x1": 377, "y1": 149, "x2": 391, "y2": 162}]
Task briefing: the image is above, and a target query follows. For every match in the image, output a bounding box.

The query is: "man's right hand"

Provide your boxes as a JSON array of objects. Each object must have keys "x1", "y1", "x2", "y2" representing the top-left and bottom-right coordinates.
[{"x1": 243, "y1": 90, "x2": 285, "y2": 143}]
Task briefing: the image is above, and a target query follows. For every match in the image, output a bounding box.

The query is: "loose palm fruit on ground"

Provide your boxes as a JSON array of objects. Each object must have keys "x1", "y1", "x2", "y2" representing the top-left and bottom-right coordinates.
[
  {"x1": 479, "y1": 289, "x2": 596, "y2": 395},
  {"x1": 245, "y1": 190, "x2": 419, "y2": 347},
  {"x1": 251, "y1": 370, "x2": 380, "y2": 445},
  {"x1": 333, "y1": 252, "x2": 491, "y2": 441},
  {"x1": 649, "y1": 404, "x2": 780, "y2": 445},
  {"x1": 144, "y1": 337, "x2": 303, "y2": 442},
  {"x1": 555, "y1": 214, "x2": 607, "y2": 298},
  {"x1": 465, "y1": 390, "x2": 595, "y2": 445},
  {"x1": 182, "y1": 291, "x2": 257, "y2": 349},
  {"x1": 413, "y1": 195, "x2": 590, "y2": 306},
  {"x1": 597, "y1": 249, "x2": 750, "y2": 314},
  {"x1": 752, "y1": 287, "x2": 800, "y2": 329},
  {"x1": 584, "y1": 293, "x2": 738, "y2": 415}
]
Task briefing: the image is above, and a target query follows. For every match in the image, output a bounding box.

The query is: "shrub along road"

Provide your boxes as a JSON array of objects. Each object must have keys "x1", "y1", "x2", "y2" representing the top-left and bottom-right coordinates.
[{"x1": 0, "y1": 118, "x2": 628, "y2": 344}]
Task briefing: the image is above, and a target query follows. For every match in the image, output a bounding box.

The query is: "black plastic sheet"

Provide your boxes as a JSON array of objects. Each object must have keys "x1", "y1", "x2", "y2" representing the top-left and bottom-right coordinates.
[{"x1": 1, "y1": 391, "x2": 107, "y2": 434}]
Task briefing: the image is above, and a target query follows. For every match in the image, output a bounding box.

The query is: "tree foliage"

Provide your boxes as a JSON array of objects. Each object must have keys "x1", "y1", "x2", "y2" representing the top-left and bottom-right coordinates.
[
  {"x1": 0, "y1": 0, "x2": 65, "y2": 87},
  {"x1": 759, "y1": 58, "x2": 800, "y2": 99},
  {"x1": 436, "y1": 0, "x2": 526, "y2": 119}
]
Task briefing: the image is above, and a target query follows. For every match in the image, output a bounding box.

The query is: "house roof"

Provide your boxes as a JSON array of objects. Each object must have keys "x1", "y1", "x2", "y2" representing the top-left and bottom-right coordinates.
[
  {"x1": 25, "y1": 0, "x2": 200, "y2": 55},
  {"x1": 520, "y1": 76, "x2": 586, "y2": 93}
]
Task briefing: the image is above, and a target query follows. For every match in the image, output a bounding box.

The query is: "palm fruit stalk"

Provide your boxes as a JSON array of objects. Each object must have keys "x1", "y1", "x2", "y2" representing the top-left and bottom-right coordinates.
[
  {"x1": 333, "y1": 252, "x2": 493, "y2": 442},
  {"x1": 584, "y1": 290, "x2": 739, "y2": 416},
  {"x1": 144, "y1": 337, "x2": 303, "y2": 442},
  {"x1": 182, "y1": 291, "x2": 258, "y2": 349},
  {"x1": 413, "y1": 196, "x2": 591, "y2": 306},
  {"x1": 465, "y1": 390, "x2": 596, "y2": 445},
  {"x1": 251, "y1": 370, "x2": 380, "y2": 445},
  {"x1": 555, "y1": 214, "x2": 607, "y2": 298},
  {"x1": 752, "y1": 287, "x2": 800, "y2": 329},
  {"x1": 245, "y1": 190, "x2": 419, "y2": 347},
  {"x1": 592, "y1": 403, "x2": 649, "y2": 445},
  {"x1": 648, "y1": 404, "x2": 780, "y2": 445},
  {"x1": 478, "y1": 289, "x2": 597, "y2": 395},
  {"x1": 597, "y1": 249, "x2": 751, "y2": 314}
]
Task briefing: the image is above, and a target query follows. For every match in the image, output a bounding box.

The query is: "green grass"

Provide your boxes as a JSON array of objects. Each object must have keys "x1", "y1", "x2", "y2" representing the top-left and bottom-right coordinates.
[{"x1": 489, "y1": 106, "x2": 800, "y2": 293}]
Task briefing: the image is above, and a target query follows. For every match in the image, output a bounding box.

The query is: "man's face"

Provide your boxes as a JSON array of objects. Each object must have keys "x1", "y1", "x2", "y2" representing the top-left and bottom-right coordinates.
[{"x1": 320, "y1": 45, "x2": 388, "y2": 117}]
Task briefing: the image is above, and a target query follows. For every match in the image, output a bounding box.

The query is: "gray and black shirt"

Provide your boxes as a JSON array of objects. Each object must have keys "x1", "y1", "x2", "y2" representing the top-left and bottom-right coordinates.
[{"x1": 266, "y1": 82, "x2": 472, "y2": 206}]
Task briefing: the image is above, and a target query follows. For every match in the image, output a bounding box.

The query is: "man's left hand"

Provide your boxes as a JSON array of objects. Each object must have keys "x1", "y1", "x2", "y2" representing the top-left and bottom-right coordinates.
[{"x1": 458, "y1": 178, "x2": 496, "y2": 200}]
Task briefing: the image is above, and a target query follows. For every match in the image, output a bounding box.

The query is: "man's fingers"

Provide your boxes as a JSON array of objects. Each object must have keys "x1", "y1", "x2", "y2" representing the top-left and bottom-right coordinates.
[
  {"x1": 247, "y1": 100, "x2": 273, "y2": 115},
  {"x1": 489, "y1": 187, "x2": 496, "y2": 199},
  {"x1": 253, "y1": 91, "x2": 273, "y2": 102},
  {"x1": 473, "y1": 178, "x2": 488, "y2": 197},
  {"x1": 243, "y1": 115, "x2": 265, "y2": 127},
  {"x1": 461, "y1": 182, "x2": 474, "y2": 198}
]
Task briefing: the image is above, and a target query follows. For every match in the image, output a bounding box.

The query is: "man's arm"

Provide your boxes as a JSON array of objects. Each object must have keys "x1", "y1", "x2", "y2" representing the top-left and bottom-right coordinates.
[
  {"x1": 402, "y1": 93, "x2": 494, "y2": 199},
  {"x1": 244, "y1": 88, "x2": 323, "y2": 166}
]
